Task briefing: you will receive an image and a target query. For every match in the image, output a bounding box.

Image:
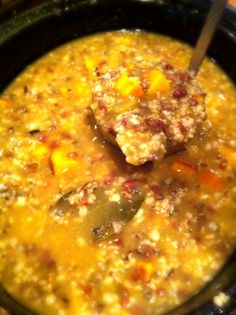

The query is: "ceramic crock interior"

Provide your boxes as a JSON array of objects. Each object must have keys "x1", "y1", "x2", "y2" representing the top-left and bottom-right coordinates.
[{"x1": 0, "y1": 0, "x2": 236, "y2": 314}]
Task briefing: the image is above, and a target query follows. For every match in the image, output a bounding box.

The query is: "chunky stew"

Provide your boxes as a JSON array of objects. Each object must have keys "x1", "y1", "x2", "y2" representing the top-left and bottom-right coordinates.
[{"x1": 0, "y1": 31, "x2": 236, "y2": 315}]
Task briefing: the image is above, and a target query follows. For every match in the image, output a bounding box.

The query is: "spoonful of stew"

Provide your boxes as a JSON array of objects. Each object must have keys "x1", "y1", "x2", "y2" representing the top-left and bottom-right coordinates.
[{"x1": 89, "y1": 0, "x2": 227, "y2": 166}]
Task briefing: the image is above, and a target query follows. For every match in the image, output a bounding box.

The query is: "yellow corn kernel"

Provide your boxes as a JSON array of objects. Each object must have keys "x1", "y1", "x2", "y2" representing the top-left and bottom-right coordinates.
[
  {"x1": 147, "y1": 69, "x2": 171, "y2": 95},
  {"x1": 116, "y1": 74, "x2": 143, "y2": 98},
  {"x1": 73, "y1": 83, "x2": 92, "y2": 101},
  {"x1": 220, "y1": 145, "x2": 236, "y2": 165},
  {"x1": 143, "y1": 262, "x2": 154, "y2": 281},
  {"x1": 33, "y1": 144, "x2": 49, "y2": 159},
  {"x1": 60, "y1": 86, "x2": 68, "y2": 96},
  {"x1": 84, "y1": 56, "x2": 99, "y2": 72},
  {"x1": 50, "y1": 147, "x2": 79, "y2": 175}
]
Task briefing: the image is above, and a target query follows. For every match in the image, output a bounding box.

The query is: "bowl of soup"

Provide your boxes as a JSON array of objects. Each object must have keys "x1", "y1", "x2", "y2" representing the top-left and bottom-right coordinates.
[{"x1": 0, "y1": 1, "x2": 236, "y2": 314}]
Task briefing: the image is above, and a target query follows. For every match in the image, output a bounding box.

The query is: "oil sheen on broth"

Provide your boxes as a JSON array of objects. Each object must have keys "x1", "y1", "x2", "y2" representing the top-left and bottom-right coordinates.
[{"x1": 0, "y1": 31, "x2": 236, "y2": 315}]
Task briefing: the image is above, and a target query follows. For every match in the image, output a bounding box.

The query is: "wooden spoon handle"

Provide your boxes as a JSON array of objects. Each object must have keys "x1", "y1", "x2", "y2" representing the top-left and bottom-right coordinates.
[{"x1": 188, "y1": 0, "x2": 228, "y2": 76}]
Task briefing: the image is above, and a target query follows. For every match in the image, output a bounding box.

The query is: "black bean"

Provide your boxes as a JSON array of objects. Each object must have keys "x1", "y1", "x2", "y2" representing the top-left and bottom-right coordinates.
[{"x1": 28, "y1": 129, "x2": 41, "y2": 136}]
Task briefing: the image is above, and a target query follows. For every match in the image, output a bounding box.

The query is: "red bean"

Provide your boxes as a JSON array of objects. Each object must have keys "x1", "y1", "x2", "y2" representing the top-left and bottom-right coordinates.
[
  {"x1": 173, "y1": 88, "x2": 188, "y2": 99},
  {"x1": 98, "y1": 101, "x2": 107, "y2": 111},
  {"x1": 40, "y1": 250, "x2": 56, "y2": 269},
  {"x1": 79, "y1": 199, "x2": 88, "y2": 206},
  {"x1": 178, "y1": 72, "x2": 191, "y2": 82},
  {"x1": 147, "y1": 119, "x2": 167, "y2": 133},
  {"x1": 150, "y1": 185, "x2": 163, "y2": 199},
  {"x1": 164, "y1": 63, "x2": 173, "y2": 71},
  {"x1": 121, "y1": 117, "x2": 128, "y2": 127},
  {"x1": 139, "y1": 245, "x2": 156, "y2": 260},
  {"x1": 122, "y1": 180, "x2": 137, "y2": 192},
  {"x1": 50, "y1": 141, "x2": 59, "y2": 149},
  {"x1": 112, "y1": 237, "x2": 124, "y2": 246},
  {"x1": 179, "y1": 122, "x2": 187, "y2": 132},
  {"x1": 38, "y1": 133, "x2": 48, "y2": 143}
]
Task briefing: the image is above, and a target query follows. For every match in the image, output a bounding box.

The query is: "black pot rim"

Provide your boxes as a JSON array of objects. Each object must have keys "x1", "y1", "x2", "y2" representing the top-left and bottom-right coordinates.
[{"x1": 0, "y1": 1, "x2": 235, "y2": 315}]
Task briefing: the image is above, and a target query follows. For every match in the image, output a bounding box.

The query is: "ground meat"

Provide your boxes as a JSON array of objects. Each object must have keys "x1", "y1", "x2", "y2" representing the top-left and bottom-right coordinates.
[
  {"x1": 115, "y1": 112, "x2": 166, "y2": 165},
  {"x1": 91, "y1": 62, "x2": 206, "y2": 165}
]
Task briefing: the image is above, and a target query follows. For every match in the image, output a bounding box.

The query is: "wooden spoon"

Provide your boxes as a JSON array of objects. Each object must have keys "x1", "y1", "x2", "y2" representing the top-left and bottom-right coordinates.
[{"x1": 189, "y1": 0, "x2": 228, "y2": 75}]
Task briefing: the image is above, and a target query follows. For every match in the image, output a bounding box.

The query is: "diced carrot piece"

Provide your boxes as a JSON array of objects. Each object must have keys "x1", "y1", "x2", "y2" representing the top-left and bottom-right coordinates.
[
  {"x1": 198, "y1": 169, "x2": 224, "y2": 190},
  {"x1": 196, "y1": 94, "x2": 205, "y2": 104},
  {"x1": 171, "y1": 161, "x2": 196, "y2": 176},
  {"x1": 220, "y1": 145, "x2": 236, "y2": 165},
  {"x1": 116, "y1": 74, "x2": 144, "y2": 98},
  {"x1": 131, "y1": 262, "x2": 154, "y2": 282},
  {"x1": 139, "y1": 262, "x2": 154, "y2": 281},
  {"x1": 147, "y1": 69, "x2": 171, "y2": 95},
  {"x1": 0, "y1": 99, "x2": 14, "y2": 107},
  {"x1": 50, "y1": 147, "x2": 79, "y2": 175}
]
